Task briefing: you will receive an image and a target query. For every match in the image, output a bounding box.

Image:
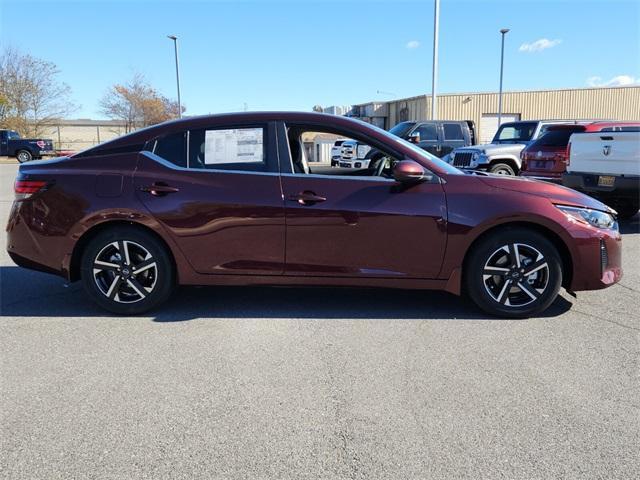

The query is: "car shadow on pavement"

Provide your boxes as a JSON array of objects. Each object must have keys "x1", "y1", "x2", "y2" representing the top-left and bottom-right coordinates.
[{"x1": 0, "y1": 265, "x2": 573, "y2": 321}]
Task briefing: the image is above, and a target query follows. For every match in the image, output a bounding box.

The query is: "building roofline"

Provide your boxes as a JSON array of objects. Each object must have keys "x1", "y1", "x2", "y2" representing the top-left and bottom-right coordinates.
[{"x1": 352, "y1": 85, "x2": 640, "y2": 106}]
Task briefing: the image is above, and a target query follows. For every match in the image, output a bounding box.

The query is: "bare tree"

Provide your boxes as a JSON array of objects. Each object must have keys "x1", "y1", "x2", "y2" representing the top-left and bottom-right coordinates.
[
  {"x1": 100, "y1": 74, "x2": 183, "y2": 133},
  {"x1": 0, "y1": 47, "x2": 75, "y2": 136}
]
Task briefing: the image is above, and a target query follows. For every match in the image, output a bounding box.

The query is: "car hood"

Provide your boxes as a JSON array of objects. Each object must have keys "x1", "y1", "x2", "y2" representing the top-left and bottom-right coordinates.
[
  {"x1": 476, "y1": 173, "x2": 614, "y2": 212},
  {"x1": 457, "y1": 143, "x2": 527, "y2": 155}
]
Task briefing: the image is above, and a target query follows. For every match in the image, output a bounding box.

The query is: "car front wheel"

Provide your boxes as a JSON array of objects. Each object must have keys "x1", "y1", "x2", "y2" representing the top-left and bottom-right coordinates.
[
  {"x1": 80, "y1": 227, "x2": 175, "y2": 314},
  {"x1": 465, "y1": 228, "x2": 563, "y2": 318},
  {"x1": 489, "y1": 162, "x2": 516, "y2": 175}
]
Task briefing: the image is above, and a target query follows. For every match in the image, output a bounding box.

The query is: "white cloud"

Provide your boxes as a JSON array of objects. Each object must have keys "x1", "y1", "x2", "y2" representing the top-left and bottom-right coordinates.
[
  {"x1": 406, "y1": 40, "x2": 420, "y2": 49},
  {"x1": 586, "y1": 75, "x2": 638, "y2": 87},
  {"x1": 519, "y1": 38, "x2": 562, "y2": 53}
]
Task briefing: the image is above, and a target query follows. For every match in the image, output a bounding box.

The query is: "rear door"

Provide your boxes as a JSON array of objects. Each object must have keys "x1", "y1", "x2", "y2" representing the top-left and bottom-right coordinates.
[
  {"x1": 134, "y1": 122, "x2": 286, "y2": 275},
  {"x1": 440, "y1": 123, "x2": 467, "y2": 157}
]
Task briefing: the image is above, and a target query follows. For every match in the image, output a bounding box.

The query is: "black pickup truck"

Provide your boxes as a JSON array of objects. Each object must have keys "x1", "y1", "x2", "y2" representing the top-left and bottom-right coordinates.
[
  {"x1": 0, "y1": 129, "x2": 55, "y2": 163},
  {"x1": 387, "y1": 120, "x2": 476, "y2": 157}
]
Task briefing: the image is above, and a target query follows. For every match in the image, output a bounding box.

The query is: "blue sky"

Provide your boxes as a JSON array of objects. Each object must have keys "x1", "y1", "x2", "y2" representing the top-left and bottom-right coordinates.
[{"x1": 1, "y1": 0, "x2": 639, "y2": 118}]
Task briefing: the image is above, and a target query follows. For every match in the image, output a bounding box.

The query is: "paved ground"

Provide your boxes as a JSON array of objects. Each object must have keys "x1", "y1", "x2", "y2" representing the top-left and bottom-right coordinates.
[{"x1": 1, "y1": 163, "x2": 638, "y2": 479}]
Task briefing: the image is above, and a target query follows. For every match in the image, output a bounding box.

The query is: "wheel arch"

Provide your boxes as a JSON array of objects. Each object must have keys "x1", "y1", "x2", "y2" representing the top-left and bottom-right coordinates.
[
  {"x1": 461, "y1": 221, "x2": 574, "y2": 291},
  {"x1": 68, "y1": 220, "x2": 177, "y2": 282},
  {"x1": 489, "y1": 157, "x2": 520, "y2": 174}
]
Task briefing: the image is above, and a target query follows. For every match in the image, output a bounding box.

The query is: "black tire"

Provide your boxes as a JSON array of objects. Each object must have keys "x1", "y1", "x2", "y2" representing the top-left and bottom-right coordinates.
[
  {"x1": 614, "y1": 203, "x2": 639, "y2": 220},
  {"x1": 80, "y1": 226, "x2": 175, "y2": 314},
  {"x1": 489, "y1": 162, "x2": 516, "y2": 176},
  {"x1": 16, "y1": 150, "x2": 33, "y2": 163},
  {"x1": 465, "y1": 228, "x2": 562, "y2": 318}
]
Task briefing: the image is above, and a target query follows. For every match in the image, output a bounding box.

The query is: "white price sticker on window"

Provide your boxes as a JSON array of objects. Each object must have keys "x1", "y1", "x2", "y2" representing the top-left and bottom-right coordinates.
[{"x1": 204, "y1": 128, "x2": 263, "y2": 164}]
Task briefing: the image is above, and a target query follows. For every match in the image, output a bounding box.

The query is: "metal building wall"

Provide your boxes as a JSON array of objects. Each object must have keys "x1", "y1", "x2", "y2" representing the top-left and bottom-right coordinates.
[{"x1": 385, "y1": 86, "x2": 640, "y2": 129}]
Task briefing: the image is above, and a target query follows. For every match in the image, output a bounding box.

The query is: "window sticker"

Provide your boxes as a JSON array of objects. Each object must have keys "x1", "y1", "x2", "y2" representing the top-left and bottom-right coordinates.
[{"x1": 204, "y1": 128, "x2": 263, "y2": 164}]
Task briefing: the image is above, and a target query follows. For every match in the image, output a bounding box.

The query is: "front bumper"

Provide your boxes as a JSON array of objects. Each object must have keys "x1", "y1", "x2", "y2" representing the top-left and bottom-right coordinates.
[{"x1": 566, "y1": 221, "x2": 622, "y2": 292}]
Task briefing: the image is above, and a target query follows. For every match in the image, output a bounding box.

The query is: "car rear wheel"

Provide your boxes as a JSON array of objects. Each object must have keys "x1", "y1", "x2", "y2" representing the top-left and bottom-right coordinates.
[
  {"x1": 465, "y1": 228, "x2": 562, "y2": 318},
  {"x1": 489, "y1": 162, "x2": 516, "y2": 175},
  {"x1": 16, "y1": 150, "x2": 33, "y2": 163},
  {"x1": 80, "y1": 227, "x2": 175, "y2": 314}
]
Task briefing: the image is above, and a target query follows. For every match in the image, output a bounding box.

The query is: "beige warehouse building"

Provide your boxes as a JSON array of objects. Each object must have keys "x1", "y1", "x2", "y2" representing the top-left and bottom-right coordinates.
[
  {"x1": 345, "y1": 85, "x2": 640, "y2": 143},
  {"x1": 17, "y1": 85, "x2": 639, "y2": 155}
]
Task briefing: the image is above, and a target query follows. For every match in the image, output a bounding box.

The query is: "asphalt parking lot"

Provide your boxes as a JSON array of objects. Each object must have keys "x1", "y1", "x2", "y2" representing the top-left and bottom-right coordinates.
[{"x1": 1, "y1": 163, "x2": 638, "y2": 479}]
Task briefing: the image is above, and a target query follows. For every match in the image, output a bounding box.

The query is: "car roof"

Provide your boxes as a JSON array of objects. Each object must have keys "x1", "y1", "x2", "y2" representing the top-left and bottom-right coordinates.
[{"x1": 85, "y1": 112, "x2": 372, "y2": 151}]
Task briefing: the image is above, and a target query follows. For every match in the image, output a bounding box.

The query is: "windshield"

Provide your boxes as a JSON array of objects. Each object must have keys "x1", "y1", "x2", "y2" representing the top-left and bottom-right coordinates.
[
  {"x1": 493, "y1": 122, "x2": 537, "y2": 144},
  {"x1": 371, "y1": 123, "x2": 463, "y2": 175},
  {"x1": 388, "y1": 122, "x2": 415, "y2": 138}
]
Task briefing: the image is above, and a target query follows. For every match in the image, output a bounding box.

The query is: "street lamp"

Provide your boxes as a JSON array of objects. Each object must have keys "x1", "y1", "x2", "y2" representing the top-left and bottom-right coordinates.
[
  {"x1": 497, "y1": 28, "x2": 510, "y2": 126},
  {"x1": 167, "y1": 35, "x2": 182, "y2": 118},
  {"x1": 431, "y1": 0, "x2": 440, "y2": 120}
]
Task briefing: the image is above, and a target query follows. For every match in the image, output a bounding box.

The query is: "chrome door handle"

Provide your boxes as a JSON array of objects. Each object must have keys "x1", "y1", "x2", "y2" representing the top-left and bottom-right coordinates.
[
  {"x1": 287, "y1": 191, "x2": 327, "y2": 205},
  {"x1": 140, "y1": 183, "x2": 179, "y2": 196}
]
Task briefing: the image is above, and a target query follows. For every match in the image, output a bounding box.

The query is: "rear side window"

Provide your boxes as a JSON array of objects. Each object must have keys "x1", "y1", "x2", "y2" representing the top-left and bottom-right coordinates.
[
  {"x1": 533, "y1": 128, "x2": 584, "y2": 147},
  {"x1": 443, "y1": 123, "x2": 464, "y2": 140},
  {"x1": 154, "y1": 132, "x2": 187, "y2": 167},
  {"x1": 414, "y1": 123, "x2": 438, "y2": 141},
  {"x1": 188, "y1": 127, "x2": 266, "y2": 171}
]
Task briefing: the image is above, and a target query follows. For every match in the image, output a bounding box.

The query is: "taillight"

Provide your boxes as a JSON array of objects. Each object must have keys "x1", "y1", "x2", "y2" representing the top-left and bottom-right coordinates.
[
  {"x1": 14, "y1": 180, "x2": 47, "y2": 198},
  {"x1": 566, "y1": 142, "x2": 572, "y2": 166}
]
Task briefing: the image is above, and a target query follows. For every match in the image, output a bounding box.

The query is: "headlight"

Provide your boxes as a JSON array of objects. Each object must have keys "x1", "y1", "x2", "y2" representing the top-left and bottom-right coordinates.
[
  {"x1": 556, "y1": 205, "x2": 617, "y2": 229},
  {"x1": 472, "y1": 152, "x2": 479, "y2": 161}
]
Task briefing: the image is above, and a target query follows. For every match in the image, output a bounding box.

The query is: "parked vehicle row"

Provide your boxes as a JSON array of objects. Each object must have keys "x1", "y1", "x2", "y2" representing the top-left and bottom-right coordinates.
[
  {"x1": 7, "y1": 112, "x2": 622, "y2": 318},
  {"x1": 0, "y1": 129, "x2": 55, "y2": 163},
  {"x1": 563, "y1": 130, "x2": 640, "y2": 218}
]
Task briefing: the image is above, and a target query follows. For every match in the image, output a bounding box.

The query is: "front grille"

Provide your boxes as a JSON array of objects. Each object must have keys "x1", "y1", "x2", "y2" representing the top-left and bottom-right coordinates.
[
  {"x1": 453, "y1": 152, "x2": 473, "y2": 167},
  {"x1": 600, "y1": 239, "x2": 608, "y2": 274}
]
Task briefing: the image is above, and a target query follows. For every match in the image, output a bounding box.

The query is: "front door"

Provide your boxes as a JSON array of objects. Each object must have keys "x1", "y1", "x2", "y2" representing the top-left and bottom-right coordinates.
[
  {"x1": 413, "y1": 123, "x2": 443, "y2": 158},
  {"x1": 134, "y1": 123, "x2": 285, "y2": 275},
  {"x1": 278, "y1": 123, "x2": 447, "y2": 279}
]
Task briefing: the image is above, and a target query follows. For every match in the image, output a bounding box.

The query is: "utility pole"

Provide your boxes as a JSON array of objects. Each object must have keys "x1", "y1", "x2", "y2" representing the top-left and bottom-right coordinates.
[
  {"x1": 167, "y1": 35, "x2": 182, "y2": 118},
  {"x1": 498, "y1": 28, "x2": 510, "y2": 126},
  {"x1": 431, "y1": 0, "x2": 440, "y2": 120}
]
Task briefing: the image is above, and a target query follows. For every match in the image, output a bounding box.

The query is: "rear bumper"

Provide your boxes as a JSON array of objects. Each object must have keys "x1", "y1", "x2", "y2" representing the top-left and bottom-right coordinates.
[
  {"x1": 6, "y1": 200, "x2": 70, "y2": 280},
  {"x1": 563, "y1": 172, "x2": 640, "y2": 198},
  {"x1": 521, "y1": 171, "x2": 563, "y2": 183}
]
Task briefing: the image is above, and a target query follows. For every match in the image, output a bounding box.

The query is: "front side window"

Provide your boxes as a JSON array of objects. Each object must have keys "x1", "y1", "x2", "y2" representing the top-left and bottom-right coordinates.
[
  {"x1": 443, "y1": 123, "x2": 464, "y2": 140},
  {"x1": 189, "y1": 127, "x2": 266, "y2": 171},
  {"x1": 414, "y1": 124, "x2": 438, "y2": 141},
  {"x1": 8, "y1": 131, "x2": 20, "y2": 140}
]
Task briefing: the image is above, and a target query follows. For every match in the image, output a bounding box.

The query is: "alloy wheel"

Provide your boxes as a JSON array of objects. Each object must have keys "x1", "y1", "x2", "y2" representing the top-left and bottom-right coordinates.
[
  {"x1": 482, "y1": 243, "x2": 549, "y2": 307},
  {"x1": 92, "y1": 240, "x2": 158, "y2": 303}
]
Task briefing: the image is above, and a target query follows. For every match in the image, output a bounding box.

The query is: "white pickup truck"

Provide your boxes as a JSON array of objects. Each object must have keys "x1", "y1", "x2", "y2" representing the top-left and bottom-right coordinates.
[{"x1": 563, "y1": 131, "x2": 640, "y2": 218}]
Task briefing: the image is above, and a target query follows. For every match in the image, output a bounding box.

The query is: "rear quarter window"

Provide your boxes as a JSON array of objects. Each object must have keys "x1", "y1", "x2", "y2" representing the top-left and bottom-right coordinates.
[{"x1": 154, "y1": 132, "x2": 187, "y2": 167}]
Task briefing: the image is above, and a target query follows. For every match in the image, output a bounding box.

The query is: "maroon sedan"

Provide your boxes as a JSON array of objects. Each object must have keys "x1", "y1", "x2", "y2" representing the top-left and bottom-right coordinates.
[{"x1": 6, "y1": 112, "x2": 622, "y2": 317}]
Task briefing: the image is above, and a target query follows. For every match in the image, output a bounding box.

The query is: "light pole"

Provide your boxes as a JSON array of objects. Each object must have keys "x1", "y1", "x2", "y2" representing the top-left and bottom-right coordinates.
[
  {"x1": 497, "y1": 28, "x2": 509, "y2": 126},
  {"x1": 431, "y1": 0, "x2": 440, "y2": 120},
  {"x1": 167, "y1": 35, "x2": 182, "y2": 118}
]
